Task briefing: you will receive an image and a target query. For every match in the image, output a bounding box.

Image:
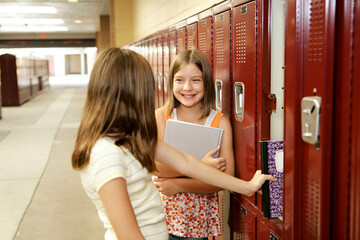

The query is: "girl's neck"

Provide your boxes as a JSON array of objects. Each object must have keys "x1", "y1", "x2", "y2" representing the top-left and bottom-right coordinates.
[{"x1": 176, "y1": 104, "x2": 207, "y2": 124}]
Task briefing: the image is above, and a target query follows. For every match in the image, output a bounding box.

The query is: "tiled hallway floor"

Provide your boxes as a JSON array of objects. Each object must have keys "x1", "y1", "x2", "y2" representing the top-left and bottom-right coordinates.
[{"x1": 0, "y1": 77, "x2": 105, "y2": 239}]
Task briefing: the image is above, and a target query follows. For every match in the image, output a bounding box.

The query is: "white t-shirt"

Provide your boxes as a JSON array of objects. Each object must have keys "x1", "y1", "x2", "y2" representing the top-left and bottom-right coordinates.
[{"x1": 80, "y1": 137, "x2": 168, "y2": 240}]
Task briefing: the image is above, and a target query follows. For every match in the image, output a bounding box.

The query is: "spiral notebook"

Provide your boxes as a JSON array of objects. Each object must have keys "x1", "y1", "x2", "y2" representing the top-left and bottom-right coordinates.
[{"x1": 164, "y1": 119, "x2": 224, "y2": 159}]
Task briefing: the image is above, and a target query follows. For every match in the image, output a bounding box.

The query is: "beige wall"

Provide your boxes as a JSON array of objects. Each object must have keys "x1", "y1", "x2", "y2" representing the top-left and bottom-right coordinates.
[
  {"x1": 96, "y1": 15, "x2": 110, "y2": 52},
  {"x1": 110, "y1": 0, "x2": 225, "y2": 47}
]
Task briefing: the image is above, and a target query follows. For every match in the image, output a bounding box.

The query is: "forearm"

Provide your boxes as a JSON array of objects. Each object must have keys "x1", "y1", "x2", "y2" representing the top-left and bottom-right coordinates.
[
  {"x1": 155, "y1": 141, "x2": 254, "y2": 196},
  {"x1": 153, "y1": 161, "x2": 183, "y2": 177}
]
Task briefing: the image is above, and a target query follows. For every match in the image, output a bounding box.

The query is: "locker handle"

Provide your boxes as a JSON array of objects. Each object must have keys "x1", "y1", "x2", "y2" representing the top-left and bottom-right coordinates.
[
  {"x1": 164, "y1": 73, "x2": 168, "y2": 94},
  {"x1": 157, "y1": 72, "x2": 162, "y2": 91},
  {"x1": 234, "y1": 82, "x2": 245, "y2": 122},
  {"x1": 215, "y1": 79, "x2": 223, "y2": 112}
]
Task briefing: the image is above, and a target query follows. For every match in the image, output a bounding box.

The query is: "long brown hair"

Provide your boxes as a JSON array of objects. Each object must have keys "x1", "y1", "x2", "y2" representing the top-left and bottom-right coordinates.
[
  {"x1": 72, "y1": 48, "x2": 158, "y2": 172},
  {"x1": 164, "y1": 49, "x2": 215, "y2": 118}
]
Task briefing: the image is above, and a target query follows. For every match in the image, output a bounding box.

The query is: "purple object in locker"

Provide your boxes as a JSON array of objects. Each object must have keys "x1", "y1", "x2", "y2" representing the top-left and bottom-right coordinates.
[{"x1": 260, "y1": 140, "x2": 283, "y2": 218}]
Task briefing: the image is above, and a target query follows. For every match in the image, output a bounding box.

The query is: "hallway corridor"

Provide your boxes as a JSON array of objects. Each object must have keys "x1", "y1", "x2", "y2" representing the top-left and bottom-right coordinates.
[{"x1": 0, "y1": 78, "x2": 105, "y2": 239}]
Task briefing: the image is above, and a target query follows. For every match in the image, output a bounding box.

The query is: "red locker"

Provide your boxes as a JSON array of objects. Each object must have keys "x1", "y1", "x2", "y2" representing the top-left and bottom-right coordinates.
[
  {"x1": 186, "y1": 16, "x2": 198, "y2": 50},
  {"x1": 177, "y1": 20, "x2": 187, "y2": 53},
  {"x1": 213, "y1": 3, "x2": 231, "y2": 117},
  {"x1": 198, "y1": 9, "x2": 213, "y2": 67},
  {"x1": 163, "y1": 31, "x2": 170, "y2": 103},
  {"x1": 213, "y1": 3, "x2": 232, "y2": 240},
  {"x1": 230, "y1": 197, "x2": 256, "y2": 240},
  {"x1": 285, "y1": 0, "x2": 336, "y2": 239},
  {"x1": 231, "y1": 1, "x2": 257, "y2": 204},
  {"x1": 332, "y1": 0, "x2": 360, "y2": 239},
  {"x1": 156, "y1": 33, "x2": 164, "y2": 107},
  {"x1": 150, "y1": 37, "x2": 159, "y2": 108},
  {"x1": 350, "y1": 1, "x2": 360, "y2": 238},
  {"x1": 0, "y1": 54, "x2": 31, "y2": 106}
]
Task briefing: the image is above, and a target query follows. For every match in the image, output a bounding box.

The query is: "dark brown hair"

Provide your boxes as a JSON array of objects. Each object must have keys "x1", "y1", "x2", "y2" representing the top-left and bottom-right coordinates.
[
  {"x1": 164, "y1": 49, "x2": 215, "y2": 118},
  {"x1": 72, "y1": 48, "x2": 158, "y2": 172}
]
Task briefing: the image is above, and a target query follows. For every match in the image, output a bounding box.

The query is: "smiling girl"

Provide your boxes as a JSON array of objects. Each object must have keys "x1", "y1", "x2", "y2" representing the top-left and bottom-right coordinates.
[{"x1": 154, "y1": 49, "x2": 235, "y2": 240}]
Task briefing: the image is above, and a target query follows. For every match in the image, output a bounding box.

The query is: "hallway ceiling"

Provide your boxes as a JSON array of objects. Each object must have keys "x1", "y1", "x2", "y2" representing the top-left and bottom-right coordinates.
[{"x1": 0, "y1": 0, "x2": 109, "y2": 40}]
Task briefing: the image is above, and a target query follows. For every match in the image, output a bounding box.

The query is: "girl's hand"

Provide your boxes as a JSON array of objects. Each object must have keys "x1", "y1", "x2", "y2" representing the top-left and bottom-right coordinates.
[
  {"x1": 247, "y1": 170, "x2": 277, "y2": 196},
  {"x1": 202, "y1": 147, "x2": 226, "y2": 171},
  {"x1": 153, "y1": 177, "x2": 182, "y2": 196}
]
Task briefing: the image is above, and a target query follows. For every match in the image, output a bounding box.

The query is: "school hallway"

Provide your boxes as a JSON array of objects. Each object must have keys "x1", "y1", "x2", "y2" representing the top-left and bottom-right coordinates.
[{"x1": 0, "y1": 75, "x2": 105, "y2": 240}]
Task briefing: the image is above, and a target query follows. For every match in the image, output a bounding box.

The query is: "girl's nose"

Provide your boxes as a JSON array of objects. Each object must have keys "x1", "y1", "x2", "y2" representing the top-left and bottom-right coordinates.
[{"x1": 183, "y1": 80, "x2": 192, "y2": 90}]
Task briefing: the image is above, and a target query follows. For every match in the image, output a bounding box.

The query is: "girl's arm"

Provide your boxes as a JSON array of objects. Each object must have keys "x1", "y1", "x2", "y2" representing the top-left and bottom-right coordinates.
[
  {"x1": 154, "y1": 116, "x2": 235, "y2": 195},
  {"x1": 155, "y1": 140, "x2": 276, "y2": 196},
  {"x1": 99, "y1": 178, "x2": 145, "y2": 240}
]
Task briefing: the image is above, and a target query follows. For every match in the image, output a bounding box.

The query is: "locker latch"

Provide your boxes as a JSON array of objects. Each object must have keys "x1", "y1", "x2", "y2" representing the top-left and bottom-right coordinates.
[
  {"x1": 268, "y1": 93, "x2": 277, "y2": 112},
  {"x1": 215, "y1": 79, "x2": 223, "y2": 112},
  {"x1": 301, "y1": 96, "x2": 321, "y2": 146}
]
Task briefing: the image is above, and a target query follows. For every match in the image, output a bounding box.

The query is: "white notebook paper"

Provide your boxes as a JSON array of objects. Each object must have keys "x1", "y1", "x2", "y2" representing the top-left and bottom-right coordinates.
[{"x1": 164, "y1": 119, "x2": 224, "y2": 159}]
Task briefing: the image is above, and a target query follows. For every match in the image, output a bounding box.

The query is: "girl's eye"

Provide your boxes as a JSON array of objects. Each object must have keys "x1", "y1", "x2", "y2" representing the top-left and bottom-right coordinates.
[
  {"x1": 174, "y1": 78, "x2": 183, "y2": 82},
  {"x1": 193, "y1": 78, "x2": 202, "y2": 82}
]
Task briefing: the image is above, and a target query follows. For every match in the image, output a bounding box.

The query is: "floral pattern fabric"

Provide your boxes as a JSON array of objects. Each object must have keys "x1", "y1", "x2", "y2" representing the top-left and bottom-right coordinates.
[{"x1": 160, "y1": 192, "x2": 221, "y2": 238}]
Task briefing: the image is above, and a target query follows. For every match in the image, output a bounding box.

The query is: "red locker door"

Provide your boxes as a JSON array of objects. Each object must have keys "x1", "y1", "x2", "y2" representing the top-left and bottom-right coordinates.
[
  {"x1": 213, "y1": 9, "x2": 231, "y2": 117},
  {"x1": 231, "y1": 197, "x2": 256, "y2": 240},
  {"x1": 231, "y1": 1, "x2": 257, "y2": 204},
  {"x1": 350, "y1": 1, "x2": 360, "y2": 238},
  {"x1": 186, "y1": 22, "x2": 198, "y2": 50},
  {"x1": 300, "y1": 1, "x2": 335, "y2": 239},
  {"x1": 150, "y1": 37, "x2": 159, "y2": 108},
  {"x1": 177, "y1": 26, "x2": 186, "y2": 53},
  {"x1": 198, "y1": 15, "x2": 213, "y2": 67},
  {"x1": 163, "y1": 32, "x2": 170, "y2": 103},
  {"x1": 332, "y1": 0, "x2": 360, "y2": 239},
  {"x1": 157, "y1": 34, "x2": 164, "y2": 107},
  {"x1": 285, "y1": 0, "x2": 335, "y2": 239}
]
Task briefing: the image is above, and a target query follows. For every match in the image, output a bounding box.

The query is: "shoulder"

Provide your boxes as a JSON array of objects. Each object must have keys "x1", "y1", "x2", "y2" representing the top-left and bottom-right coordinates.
[
  {"x1": 218, "y1": 114, "x2": 232, "y2": 131},
  {"x1": 155, "y1": 107, "x2": 165, "y2": 120}
]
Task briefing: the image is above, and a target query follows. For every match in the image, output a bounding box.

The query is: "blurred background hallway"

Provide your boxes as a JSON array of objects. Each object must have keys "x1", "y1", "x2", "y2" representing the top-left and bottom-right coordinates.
[{"x1": 0, "y1": 76, "x2": 105, "y2": 240}]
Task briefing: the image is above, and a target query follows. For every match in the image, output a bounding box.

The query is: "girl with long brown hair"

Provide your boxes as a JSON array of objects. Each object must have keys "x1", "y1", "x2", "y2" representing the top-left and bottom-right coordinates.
[{"x1": 72, "y1": 47, "x2": 276, "y2": 240}]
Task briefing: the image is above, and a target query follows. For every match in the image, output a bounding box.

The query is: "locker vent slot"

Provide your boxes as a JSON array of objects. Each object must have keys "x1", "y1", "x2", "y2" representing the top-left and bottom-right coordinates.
[
  {"x1": 304, "y1": 175, "x2": 320, "y2": 239},
  {"x1": 235, "y1": 21, "x2": 246, "y2": 63},
  {"x1": 188, "y1": 35, "x2": 195, "y2": 49},
  {"x1": 178, "y1": 38, "x2": 185, "y2": 52},
  {"x1": 233, "y1": 232, "x2": 246, "y2": 240},
  {"x1": 307, "y1": 0, "x2": 324, "y2": 62},
  {"x1": 198, "y1": 32, "x2": 208, "y2": 55},
  {"x1": 215, "y1": 27, "x2": 224, "y2": 64}
]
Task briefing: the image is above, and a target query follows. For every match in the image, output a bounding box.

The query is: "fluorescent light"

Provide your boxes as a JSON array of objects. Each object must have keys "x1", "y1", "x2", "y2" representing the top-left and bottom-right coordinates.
[
  {"x1": 67, "y1": 0, "x2": 79, "y2": 2},
  {"x1": 0, "y1": 6, "x2": 57, "y2": 14},
  {"x1": 74, "y1": 20, "x2": 82, "y2": 24},
  {"x1": 0, "y1": 19, "x2": 64, "y2": 25},
  {"x1": 0, "y1": 26, "x2": 68, "y2": 32}
]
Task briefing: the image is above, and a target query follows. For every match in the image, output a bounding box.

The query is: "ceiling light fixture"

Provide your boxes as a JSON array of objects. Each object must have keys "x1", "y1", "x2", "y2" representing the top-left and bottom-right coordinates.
[
  {"x1": 0, "y1": 6, "x2": 57, "y2": 14},
  {"x1": 74, "y1": 20, "x2": 82, "y2": 24},
  {"x1": 67, "y1": 0, "x2": 79, "y2": 2},
  {"x1": 0, "y1": 26, "x2": 68, "y2": 32},
  {"x1": 0, "y1": 19, "x2": 64, "y2": 25}
]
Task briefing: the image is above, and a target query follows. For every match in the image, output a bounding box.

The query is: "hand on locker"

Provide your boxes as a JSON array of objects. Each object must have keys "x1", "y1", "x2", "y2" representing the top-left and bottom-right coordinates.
[
  {"x1": 246, "y1": 170, "x2": 277, "y2": 196},
  {"x1": 202, "y1": 147, "x2": 226, "y2": 172}
]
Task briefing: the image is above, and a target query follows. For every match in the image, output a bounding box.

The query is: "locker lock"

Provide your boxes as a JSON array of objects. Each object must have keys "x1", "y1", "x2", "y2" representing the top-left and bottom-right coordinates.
[
  {"x1": 268, "y1": 93, "x2": 277, "y2": 112},
  {"x1": 301, "y1": 96, "x2": 321, "y2": 146}
]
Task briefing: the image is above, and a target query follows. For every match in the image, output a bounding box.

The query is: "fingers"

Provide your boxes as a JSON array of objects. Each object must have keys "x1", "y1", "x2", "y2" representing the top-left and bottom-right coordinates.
[{"x1": 207, "y1": 146, "x2": 220, "y2": 157}]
